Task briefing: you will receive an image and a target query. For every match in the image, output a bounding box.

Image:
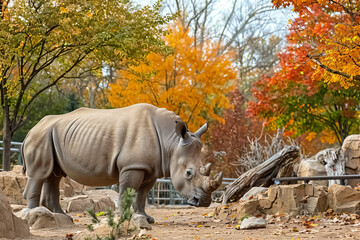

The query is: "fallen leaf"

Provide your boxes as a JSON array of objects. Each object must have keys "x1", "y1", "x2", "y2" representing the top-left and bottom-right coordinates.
[
  {"x1": 77, "y1": 214, "x2": 82, "y2": 217},
  {"x1": 65, "y1": 233, "x2": 73, "y2": 240},
  {"x1": 163, "y1": 217, "x2": 168, "y2": 220},
  {"x1": 292, "y1": 227, "x2": 299, "y2": 232},
  {"x1": 196, "y1": 225, "x2": 203, "y2": 228},
  {"x1": 73, "y1": 219, "x2": 79, "y2": 223},
  {"x1": 226, "y1": 224, "x2": 231, "y2": 228},
  {"x1": 208, "y1": 212, "x2": 215, "y2": 217},
  {"x1": 310, "y1": 223, "x2": 318, "y2": 227},
  {"x1": 326, "y1": 209, "x2": 334, "y2": 214},
  {"x1": 249, "y1": 195, "x2": 254, "y2": 200},
  {"x1": 235, "y1": 224, "x2": 241, "y2": 230},
  {"x1": 194, "y1": 235, "x2": 200, "y2": 240}
]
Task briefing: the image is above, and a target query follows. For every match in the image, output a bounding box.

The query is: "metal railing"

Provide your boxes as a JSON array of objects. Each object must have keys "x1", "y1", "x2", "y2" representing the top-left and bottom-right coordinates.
[
  {"x1": 147, "y1": 177, "x2": 236, "y2": 205},
  {"x1": 0, "y1": 141, "x2": 23, "y2": 166},
  {"x1": 273, "y1": 175, "x2": 360, "y2": 185}
]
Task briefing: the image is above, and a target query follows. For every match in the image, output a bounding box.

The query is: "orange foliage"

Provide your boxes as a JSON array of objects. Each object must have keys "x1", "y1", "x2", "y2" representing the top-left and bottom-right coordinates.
[
  {"x1": 108, "y1": 22, "x2": 237, "y2": 131},
  {"x1": 248, "y1": 3, "x2": 360, "y2": 145},
  {"x1": 273, "y1": 0, "x2": 360, "y2": 87}
]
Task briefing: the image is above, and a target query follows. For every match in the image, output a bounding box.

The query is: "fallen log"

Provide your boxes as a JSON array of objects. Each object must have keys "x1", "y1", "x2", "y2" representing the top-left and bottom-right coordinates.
[{"x1": 221, "y1": 145, "x2": 300, "y2": 204}]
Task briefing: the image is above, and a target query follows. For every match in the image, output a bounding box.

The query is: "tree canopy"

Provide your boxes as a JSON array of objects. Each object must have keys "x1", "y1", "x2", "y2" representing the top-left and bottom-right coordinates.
[
  {"x1": 0, "y1": 0, "x2": 173, "y2": 170},
  {"x1": 248, "y1": 1, "x2": 360, "y2": 145},
  {"x1": 272, "y1": 0, "x2": 360, "y2": 88},
  {"x1": 108, "y1": 22, "x2": 237, "y2": 131}
]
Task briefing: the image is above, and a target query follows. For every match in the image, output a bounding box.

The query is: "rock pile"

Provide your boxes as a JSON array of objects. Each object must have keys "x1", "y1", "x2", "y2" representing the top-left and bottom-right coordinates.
[
  {"x1": 0, "y1": 189, "x2": 30, "y2": 238},
  {"x1": 0, "y1": 165, "x2": 27, "y2": 204},
  {"x1": 215, "y1": 183, "x2": 360, "y2": 222}
]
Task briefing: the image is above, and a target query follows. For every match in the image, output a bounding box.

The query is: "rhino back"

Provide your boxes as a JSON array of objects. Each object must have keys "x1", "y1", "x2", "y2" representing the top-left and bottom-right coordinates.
[{"x1": 23, "y1": 104, "x2": 176, "y2": 185}]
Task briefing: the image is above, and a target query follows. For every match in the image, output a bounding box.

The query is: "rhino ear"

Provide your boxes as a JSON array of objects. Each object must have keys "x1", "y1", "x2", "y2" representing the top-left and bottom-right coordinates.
[{"x1": 175, "y1": 121, "x2": 188, "y2": 139}]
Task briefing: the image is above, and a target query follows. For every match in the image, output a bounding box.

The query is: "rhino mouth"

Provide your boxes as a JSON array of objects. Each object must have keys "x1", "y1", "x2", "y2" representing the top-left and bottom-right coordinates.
[
  {"x1": 187, "y1": 196, "x2": 200, "y2": 206},
  {"x1": 187, "y1": 192, "x2": 211, "y2": 207}
]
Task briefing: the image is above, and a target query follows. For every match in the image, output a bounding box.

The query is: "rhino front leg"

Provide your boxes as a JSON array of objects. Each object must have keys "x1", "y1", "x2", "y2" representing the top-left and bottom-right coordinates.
[
  {"x1": 133, "y1": 178, "x2": 156, "y2": 223},
  {"x1": 118, "y1": 170, "x2": 155, "y2": 223},
  {"x1": 23, "y1": 177, "x2": 45, "y2": 209}
]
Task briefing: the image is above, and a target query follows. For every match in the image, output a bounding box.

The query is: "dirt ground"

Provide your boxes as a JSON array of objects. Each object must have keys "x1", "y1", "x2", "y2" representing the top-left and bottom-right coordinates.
[{"x1": 16, "y1": 206, "x2": 360, "y2": 240}]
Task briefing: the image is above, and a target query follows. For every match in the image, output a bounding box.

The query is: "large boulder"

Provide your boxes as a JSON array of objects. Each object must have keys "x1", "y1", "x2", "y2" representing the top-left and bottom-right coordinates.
[
  {"x1": 296, "y1": 159, "x2": 328, "y2": 186},
  {"x1": 342, "y1": 134, "x2": 360, "y2": 187},
  {"x1": 0, "y1": 189, "x2": 30, "y2": 238},
  {"x1": 0, "y1": 165, "x2": 27, "y2": 204},
  {"x1": 15, "y1": 206, "x2": 73, "y2": 229},
  {"x1": 327, "y1": 184, "x2": 360, "y2": 214},
  {"x1": 61, "y1": 191, "x2": 116, "y2": 213}
]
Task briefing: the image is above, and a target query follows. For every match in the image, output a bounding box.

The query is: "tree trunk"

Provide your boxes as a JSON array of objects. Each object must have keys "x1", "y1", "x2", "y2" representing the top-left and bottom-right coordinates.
[
  {"x1": 314, "y1": 148, "x2": 345, "y2": 186},
  {"x1": 2, "y1": 112, "x2": 12, "y2": 171},
  {"x1": 221, "y1": 145, "x2": 300, "y2": 204}
]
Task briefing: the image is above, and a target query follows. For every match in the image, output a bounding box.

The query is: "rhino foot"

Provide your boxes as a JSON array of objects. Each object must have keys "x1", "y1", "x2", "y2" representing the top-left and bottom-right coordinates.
[
  {"x1": 146, "y1": 215, "x2": 155, "y2": 224},
  {"x1": 133, "y1": 212, "x2": 155, "y2": 224}
]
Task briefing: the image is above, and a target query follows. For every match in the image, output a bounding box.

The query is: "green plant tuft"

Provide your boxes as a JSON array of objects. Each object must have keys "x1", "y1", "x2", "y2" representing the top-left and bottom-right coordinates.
[
  {"x1": 240, "y1": 213, "x2": 251, "y2": 221},
  {"x1": 86, "y1": 187, "x2": 137, "y2": 240}
]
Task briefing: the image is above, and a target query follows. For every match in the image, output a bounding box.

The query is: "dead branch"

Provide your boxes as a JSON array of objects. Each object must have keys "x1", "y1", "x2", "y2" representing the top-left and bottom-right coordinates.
[{"x1": 222, "y1": 145, "x2": 300, "y2": 204}]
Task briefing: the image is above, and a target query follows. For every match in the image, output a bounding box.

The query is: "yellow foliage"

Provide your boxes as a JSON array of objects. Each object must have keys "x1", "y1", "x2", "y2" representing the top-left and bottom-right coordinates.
[
  {"x1": 108, "y1": 22, "x2": 237, "y2": 131},
  {"x1": 319, "y1": 130, "x2": 337, "y2": 144},
  {"x1": 306, "y1": 132, "x2": 316, "y2": 142}
]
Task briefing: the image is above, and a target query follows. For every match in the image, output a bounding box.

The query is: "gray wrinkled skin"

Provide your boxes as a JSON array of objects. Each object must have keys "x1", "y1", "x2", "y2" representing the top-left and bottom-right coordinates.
[{"x1": 22, "y1": 103, "x2": 222, "y2": 223}]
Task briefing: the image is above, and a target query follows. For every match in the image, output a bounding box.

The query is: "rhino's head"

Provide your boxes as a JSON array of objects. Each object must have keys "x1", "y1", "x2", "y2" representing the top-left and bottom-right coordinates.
[{"x1": 170, "y1": 121, "x2": 223, "y2": 207}]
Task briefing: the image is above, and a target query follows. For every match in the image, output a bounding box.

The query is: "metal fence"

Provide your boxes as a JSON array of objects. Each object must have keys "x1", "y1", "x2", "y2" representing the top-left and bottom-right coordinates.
[
  {"x1": 0, "y1": 141, "x2": 23, "y2": 167},
  {"x1": 147, "y1": 177, "x2": 235, "y2": 205}
]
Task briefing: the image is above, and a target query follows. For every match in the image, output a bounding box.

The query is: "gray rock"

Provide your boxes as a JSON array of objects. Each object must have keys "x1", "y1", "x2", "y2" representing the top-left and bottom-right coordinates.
[
  {"x1": 16, "y1": 206, "x2": 73, "y2": 229},
  {"x1": 66, "y1": 196, "x2": 95, "y2": 212},
  {"x1": 62, "y1": 193, "x2": 116, "y2": 213},
  {"x1": 240, "y1": 216, "x2": 266, "y2": 229}
]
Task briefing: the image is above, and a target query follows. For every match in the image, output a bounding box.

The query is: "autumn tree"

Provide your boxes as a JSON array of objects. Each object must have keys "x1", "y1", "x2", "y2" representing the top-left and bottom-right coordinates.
[
  {"x1": 0, "y1": 0, "x2": 172, "y2": 170},
  {"x1": 204, "y1": 90, "x2": 263, "y2": 177},
  {"x1": 248, "y1": 4, "x2": 360, "y2": 145},
  {"x1": 272, "y1": 0, "x2": 360, "y2": 87},
  {"x1": 108, "y1": 23, "x2": 237, "y2": 131}
]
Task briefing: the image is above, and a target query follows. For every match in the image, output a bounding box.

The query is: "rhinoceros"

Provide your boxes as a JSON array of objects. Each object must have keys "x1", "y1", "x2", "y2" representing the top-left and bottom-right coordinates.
[{"x1": 22, "y1": 103, "x2": 223, "y2": 223}]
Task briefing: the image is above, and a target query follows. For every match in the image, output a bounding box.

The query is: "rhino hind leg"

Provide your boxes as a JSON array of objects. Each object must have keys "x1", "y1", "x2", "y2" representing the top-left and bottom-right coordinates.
[
  {"x1": 118, "y1": 170, "x2": 155, "y2": 223},
  {"x1": 40, "y1": 171, "x2": 66, "y2": 215},
  {"x1": 23, "y1": 177, "x2": 46, "y2": 209}
]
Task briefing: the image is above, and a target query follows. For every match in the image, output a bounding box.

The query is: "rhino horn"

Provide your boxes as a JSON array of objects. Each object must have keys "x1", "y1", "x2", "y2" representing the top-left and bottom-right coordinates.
[
  {"x1": 195, "y1": 122, "x2": 208, "y2": 138},
  {"x1": 199, "y1": 163, "x2": 212, "y2": 176},
  {"x1": 208, "y1": 171, "x2": 223, "y2": 192}
]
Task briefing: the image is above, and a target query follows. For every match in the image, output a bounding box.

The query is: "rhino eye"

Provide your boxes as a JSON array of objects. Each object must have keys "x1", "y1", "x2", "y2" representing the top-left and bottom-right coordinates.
[{"x1": 185, "y1": 169, "x2": 194, "y2": 180}]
